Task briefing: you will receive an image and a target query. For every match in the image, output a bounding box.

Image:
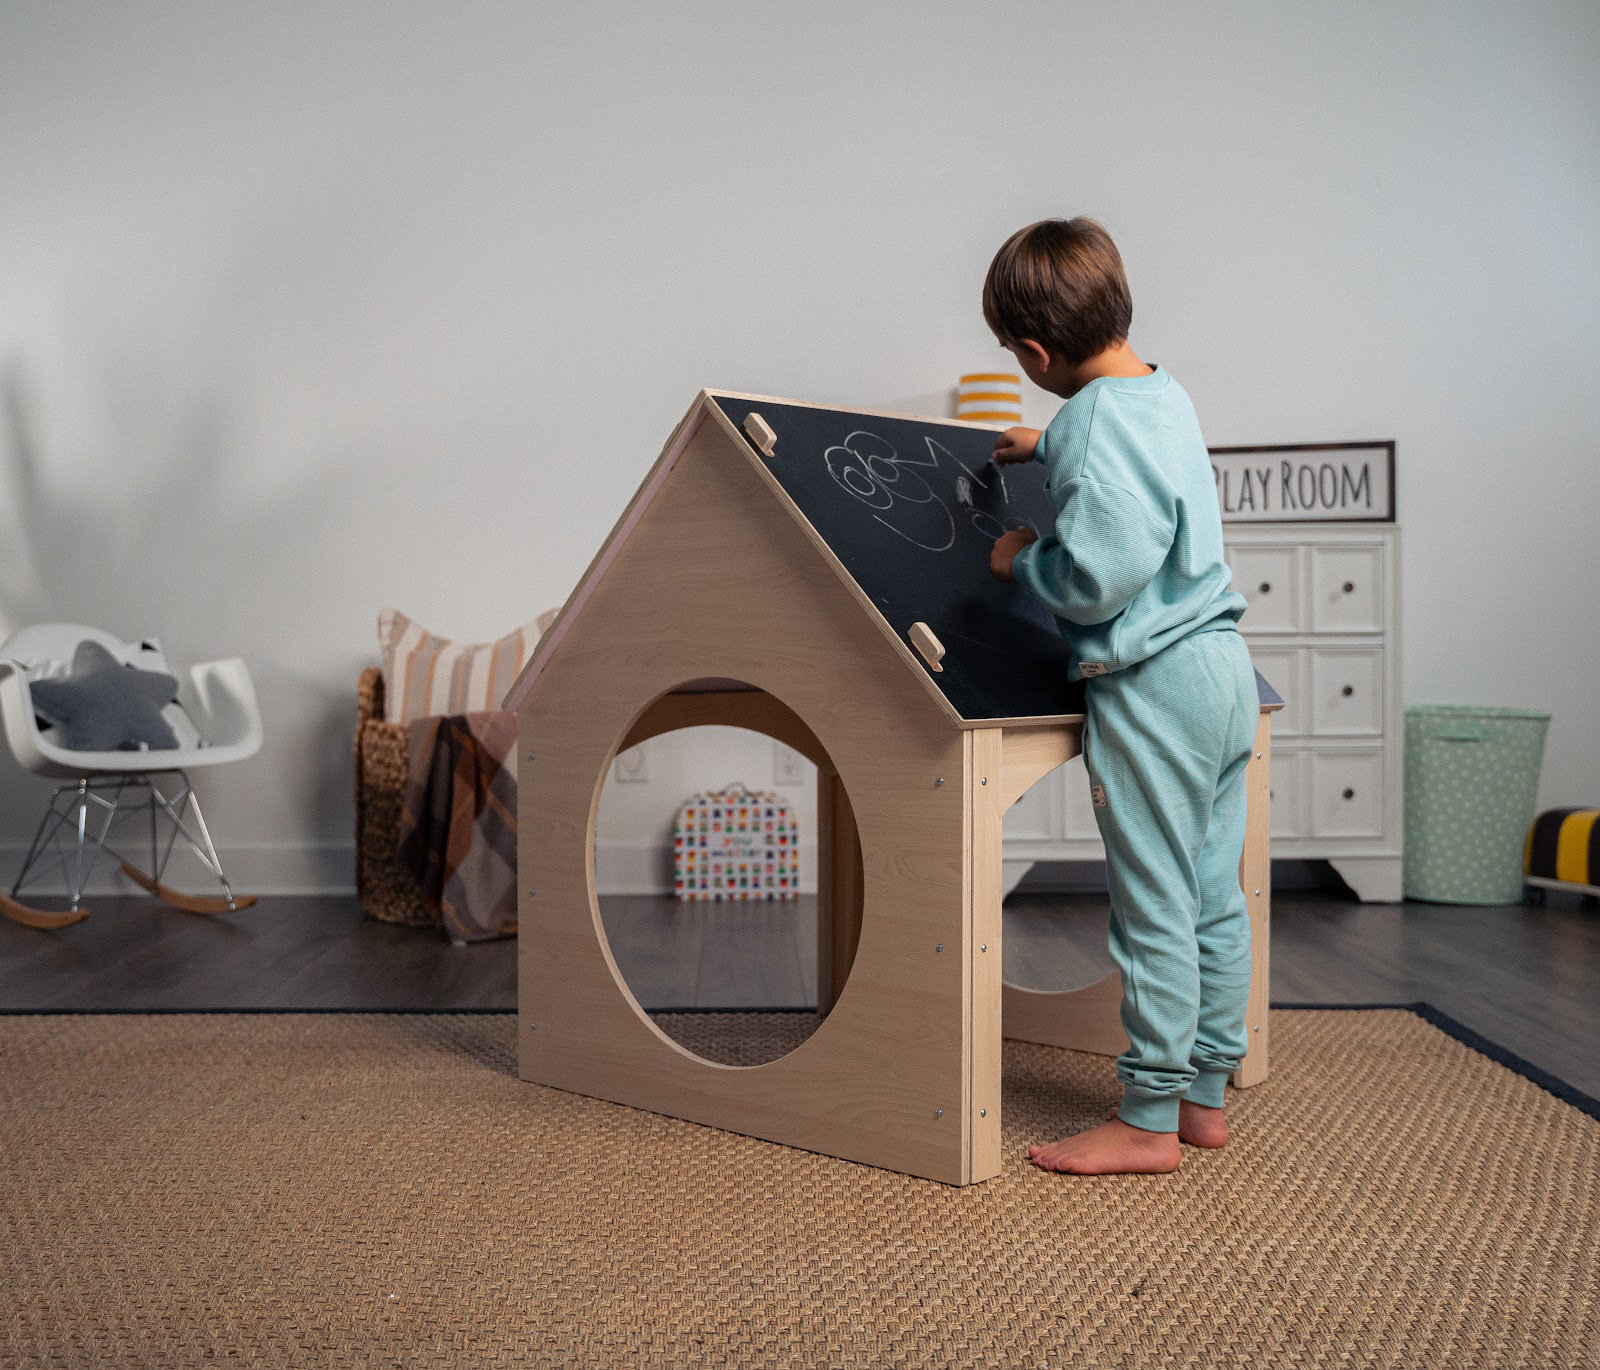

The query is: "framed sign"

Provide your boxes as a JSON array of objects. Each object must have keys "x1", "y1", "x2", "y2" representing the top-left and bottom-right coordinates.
[{"x1": 1208, "y1": 442, "x2": 1395, "y2": 523}]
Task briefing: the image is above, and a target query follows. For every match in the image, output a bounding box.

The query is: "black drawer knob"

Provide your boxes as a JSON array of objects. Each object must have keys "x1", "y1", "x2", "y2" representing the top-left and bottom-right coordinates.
[
  {"x1": 1342, "y1": 581, "x2": 1355, "y2": 593},
  {"x1": 1258, "y1": 581, "x2": 1271, "y2": 594},
  {"x1": 1343, "y1": 787, "x2": 1355, "y2": 800},
  {"x1": 1341, "y1": 685, "x2": 1354, "y2": 697}
]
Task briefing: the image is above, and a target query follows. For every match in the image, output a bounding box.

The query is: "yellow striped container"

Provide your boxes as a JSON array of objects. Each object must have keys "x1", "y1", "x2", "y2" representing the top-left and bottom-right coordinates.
[
  {"x1": 1525, "y1": 808, "x2": 1600, "y2": 901},
  {"x1": 956, "y1": 371, "x2": 1023, "y2": 426}
]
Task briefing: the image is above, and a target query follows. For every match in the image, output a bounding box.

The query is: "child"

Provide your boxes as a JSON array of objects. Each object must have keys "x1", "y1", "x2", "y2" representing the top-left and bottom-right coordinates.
[{"x1": 983, "y1": 218, "x2": 1255, "y2": 1175}]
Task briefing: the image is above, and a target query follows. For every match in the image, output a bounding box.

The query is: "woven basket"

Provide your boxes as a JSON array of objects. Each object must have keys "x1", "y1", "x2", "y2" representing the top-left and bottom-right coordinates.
[{"x1": 353, "y1": 667, "x2": 437, "y2": 927}]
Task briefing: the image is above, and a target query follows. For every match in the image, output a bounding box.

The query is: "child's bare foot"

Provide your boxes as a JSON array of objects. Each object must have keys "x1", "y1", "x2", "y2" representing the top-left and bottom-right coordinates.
[
  {"x1": 1106, "y1": 1099, "x2": 1229, "y2": 1148},
  {"x1": 1027, "y1": 1118, "x2": 1181, "y2": 1174},
  {"x1": 1177, "y1": 1100, "x2": 1228, "y2": 1148}
]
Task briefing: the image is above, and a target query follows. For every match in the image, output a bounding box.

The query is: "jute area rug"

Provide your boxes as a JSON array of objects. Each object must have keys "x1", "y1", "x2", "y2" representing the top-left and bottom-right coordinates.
[{"x1": 2, "y1": 1009, "x2": 1595, "y2": 1368}]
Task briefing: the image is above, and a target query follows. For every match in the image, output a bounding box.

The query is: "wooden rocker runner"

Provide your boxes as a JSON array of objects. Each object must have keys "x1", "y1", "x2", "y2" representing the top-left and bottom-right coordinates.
[{"x1": 506, "y1": 392, "x2": 1281, "y2": 1187}]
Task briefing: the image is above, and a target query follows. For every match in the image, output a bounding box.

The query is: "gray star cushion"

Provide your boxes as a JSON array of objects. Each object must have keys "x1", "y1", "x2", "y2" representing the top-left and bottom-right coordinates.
[{"x1": 29, "y1": 640, "x2": 180, "y2": 751}]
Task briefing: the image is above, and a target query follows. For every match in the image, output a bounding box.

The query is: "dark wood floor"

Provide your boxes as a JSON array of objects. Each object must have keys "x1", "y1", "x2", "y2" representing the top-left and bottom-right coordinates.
[{"x1": 2, "y1": 889, "x2": 1596, "y2": 1096}]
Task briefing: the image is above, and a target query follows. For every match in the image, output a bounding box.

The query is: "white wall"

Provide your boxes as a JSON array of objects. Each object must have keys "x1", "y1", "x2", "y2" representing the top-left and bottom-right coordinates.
[{"x1": 1, "y1": 1, "x2": 1596, "y2": 893}]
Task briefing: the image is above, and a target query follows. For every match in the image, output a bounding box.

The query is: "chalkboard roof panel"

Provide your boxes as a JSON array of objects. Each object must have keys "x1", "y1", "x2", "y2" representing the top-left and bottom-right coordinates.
[{"x1": 505, "y1": 390, "x2": 1280, "y2": 723}]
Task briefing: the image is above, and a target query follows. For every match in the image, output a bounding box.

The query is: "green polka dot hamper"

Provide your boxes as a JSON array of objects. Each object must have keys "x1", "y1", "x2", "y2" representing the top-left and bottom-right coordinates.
[{"x1": 1404, "y1": 705, "x2": 1551, "y2": 904}]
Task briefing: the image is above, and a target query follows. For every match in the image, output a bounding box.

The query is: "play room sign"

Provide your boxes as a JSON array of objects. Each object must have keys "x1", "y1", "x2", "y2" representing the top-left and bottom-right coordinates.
[{"x1": 1209, "y1": 442, "x2": 1395, "y2": 523}]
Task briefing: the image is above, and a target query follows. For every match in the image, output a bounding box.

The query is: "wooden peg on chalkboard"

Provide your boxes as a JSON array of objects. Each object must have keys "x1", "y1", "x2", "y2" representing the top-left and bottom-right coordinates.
[
  {"x1": 743, "y1": 411, "x2": 778, "y2": 457},
  {"x1": 908, "y1": 622, "x2": 945, "y2": 673}
]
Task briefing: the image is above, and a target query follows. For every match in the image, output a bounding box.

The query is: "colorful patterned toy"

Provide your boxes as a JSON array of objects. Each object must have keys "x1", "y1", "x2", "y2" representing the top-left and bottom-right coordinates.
[{"x1": 673, "y1": 783, "x2": 799, "y2": 901}]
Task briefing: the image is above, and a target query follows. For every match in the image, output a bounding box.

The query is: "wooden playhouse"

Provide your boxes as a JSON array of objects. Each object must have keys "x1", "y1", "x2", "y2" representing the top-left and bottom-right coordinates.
[{"x1": 503, "y1": 391, "x2": 1277, "y2": 1186}]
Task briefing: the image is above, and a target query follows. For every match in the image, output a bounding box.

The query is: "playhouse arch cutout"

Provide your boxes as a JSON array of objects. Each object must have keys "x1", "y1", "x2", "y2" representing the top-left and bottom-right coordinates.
[{"x1": 589, "y1": 678, "x2": 866, "y2": 1069}]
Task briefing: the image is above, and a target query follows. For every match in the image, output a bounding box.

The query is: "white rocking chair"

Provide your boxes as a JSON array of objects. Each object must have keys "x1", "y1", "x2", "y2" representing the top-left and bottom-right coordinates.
[{"x1": 0, "y1": 624, "x2": 265, "y2": 929}]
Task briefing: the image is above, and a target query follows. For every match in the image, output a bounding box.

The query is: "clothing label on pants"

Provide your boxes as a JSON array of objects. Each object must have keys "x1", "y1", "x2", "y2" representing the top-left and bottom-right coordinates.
[
  {"x1": 1079, "y1": 662, "x2": 1108, "y2": 677},
  {"x1": 1091, "y1": 784, "x2": 1108, "y2": 808}
]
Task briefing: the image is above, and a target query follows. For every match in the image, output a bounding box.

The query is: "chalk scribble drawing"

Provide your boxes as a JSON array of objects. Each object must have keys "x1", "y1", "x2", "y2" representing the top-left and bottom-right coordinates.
[{"x1": 823, "y1": 430, "x2": 1034, "y2": 551}]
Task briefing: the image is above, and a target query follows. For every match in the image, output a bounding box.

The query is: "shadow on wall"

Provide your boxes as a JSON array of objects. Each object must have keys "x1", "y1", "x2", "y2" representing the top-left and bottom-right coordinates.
[{"x1": 0, "y1": 361, "x2": 365, "y2": 859}]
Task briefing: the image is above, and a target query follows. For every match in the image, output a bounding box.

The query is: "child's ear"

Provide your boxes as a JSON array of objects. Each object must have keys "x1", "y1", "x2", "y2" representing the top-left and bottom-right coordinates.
[{"x1": 1017, "y1": 339, "x2": 1052, "y2": 370}]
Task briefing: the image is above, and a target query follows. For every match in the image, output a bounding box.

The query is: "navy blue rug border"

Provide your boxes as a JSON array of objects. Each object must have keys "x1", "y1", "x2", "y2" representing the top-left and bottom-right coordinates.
[{"x1": 3, "y1": 1000, "x2": 1595, "y2": 1122}]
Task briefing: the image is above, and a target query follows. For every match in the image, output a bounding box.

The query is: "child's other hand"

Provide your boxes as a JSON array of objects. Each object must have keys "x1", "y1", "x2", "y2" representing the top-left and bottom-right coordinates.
[
  {"x1": 990, "y1": 527, "x2": 1039, "y2": 582},
  {"x1": 993, "y1": 427, "x2": 1042, "y2": 465}
]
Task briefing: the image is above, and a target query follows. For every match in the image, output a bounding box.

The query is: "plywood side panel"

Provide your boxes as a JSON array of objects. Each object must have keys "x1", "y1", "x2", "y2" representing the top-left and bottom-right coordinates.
[
  {"x1": 621, "y1": 689, "x2": 829, "y2": 767},
  {"x1": 815, "y1": 767, "x2": 863, "y2": 1015},
  {"x1": 1002, "y1": 973, "x2": 1130, "y2": 1056},
  {"x1": 518, "y1": 419, "x2": 975, "y2": 1183},
  {"x1": 999, "y1": 724, "x2": 1081, "y2": 811}
]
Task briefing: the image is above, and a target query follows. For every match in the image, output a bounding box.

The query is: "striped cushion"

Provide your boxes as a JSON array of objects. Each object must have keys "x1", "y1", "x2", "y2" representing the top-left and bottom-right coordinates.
[
  {"x1": 377, "y1": 608, "x2": 557, "y2": 725},
  {"x1": 1525, "y1": 808, "x2": 1599, "y2": 887}
]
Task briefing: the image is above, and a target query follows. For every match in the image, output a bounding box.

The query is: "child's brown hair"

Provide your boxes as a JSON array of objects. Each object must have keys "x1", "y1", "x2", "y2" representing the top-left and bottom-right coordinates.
[{"x1": 982, "y1": 218, "x2": 1133, "y2": 364}]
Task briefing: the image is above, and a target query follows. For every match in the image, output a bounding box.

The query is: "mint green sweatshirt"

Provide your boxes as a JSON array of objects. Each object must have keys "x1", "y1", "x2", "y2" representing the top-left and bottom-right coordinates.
[{"x1": 1011, "y1": 365, "x2": 1245, "y2": 681}]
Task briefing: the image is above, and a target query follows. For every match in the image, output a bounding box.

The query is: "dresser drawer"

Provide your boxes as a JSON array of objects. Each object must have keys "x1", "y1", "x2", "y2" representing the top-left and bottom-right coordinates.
[
  {"x1": 1308, "y1": 647, "x2": 1383, "y2": 736},
  {"x1": 1248, "y1": 646, "x2": 1304, "y2": 736},
  {"x1": 1267, "y1": 749, "x2": 1306, "y2": 840},
  {"x1": 1227, "y1": 544, "x2": 1302, "y2": 633},
  {"x1": 1310, "y1": 545, "x2": 1385, "y2": 633},
  {"x1": 1309, "y1": 751, "x2": 1385, "y2": 839}
]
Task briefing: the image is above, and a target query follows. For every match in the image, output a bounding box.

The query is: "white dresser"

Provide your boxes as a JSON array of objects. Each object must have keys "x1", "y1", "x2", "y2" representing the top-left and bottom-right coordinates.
[{"x1": 1001, "y1": 523, "x2": 1404, "y2": 902}]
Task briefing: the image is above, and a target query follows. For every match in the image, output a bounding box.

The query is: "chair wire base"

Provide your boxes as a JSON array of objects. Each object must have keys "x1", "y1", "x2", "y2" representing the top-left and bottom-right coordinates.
[{"x1": 9, "y1": 771, "x2": 245, "y2": 914}]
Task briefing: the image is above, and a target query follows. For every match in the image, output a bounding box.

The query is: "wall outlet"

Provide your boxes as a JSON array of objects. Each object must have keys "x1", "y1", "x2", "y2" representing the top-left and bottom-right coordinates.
[
  {"x1": 614, "y1": 746, "x2": 649, "y2": 783},
  {"x1": 773, "y1": 742, "x2": 805, "y2": 786}
]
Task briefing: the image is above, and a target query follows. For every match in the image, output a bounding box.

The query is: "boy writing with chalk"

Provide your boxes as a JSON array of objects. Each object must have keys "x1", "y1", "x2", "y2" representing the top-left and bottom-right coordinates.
[{"x1": 984, "y1": 218, "x2": 1255, "y2": 1175}]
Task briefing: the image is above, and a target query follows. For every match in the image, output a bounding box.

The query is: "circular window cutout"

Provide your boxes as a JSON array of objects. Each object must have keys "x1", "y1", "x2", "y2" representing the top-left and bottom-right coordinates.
[
  {"x1": 1002, "y1": 758, "x2": 1117, "y2": 992},
  {"x1": 592, "y1": 684, "x2": 863, "y2": 1067}
]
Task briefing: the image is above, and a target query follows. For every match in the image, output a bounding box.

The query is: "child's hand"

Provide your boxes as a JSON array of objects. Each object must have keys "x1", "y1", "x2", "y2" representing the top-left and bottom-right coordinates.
[
  {"x1": 993, "y1": 427, "x2": 1042, "y2": 465},
  {"x1": 989, "y1": 527, "x2": 1039, "y2": 582}
]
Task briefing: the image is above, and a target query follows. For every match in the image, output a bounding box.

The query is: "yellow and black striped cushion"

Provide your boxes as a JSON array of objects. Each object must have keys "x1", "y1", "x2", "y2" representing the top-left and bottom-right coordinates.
[{"x1": 1524, "y1": 808, "x2": 1599, "y2": 885}]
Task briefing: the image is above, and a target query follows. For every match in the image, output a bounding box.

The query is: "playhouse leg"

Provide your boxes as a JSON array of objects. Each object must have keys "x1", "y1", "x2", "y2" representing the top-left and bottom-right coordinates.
[
  {"x1": 966, "y1": 729, "x2": 1006, "y2": 1180},
  {"x1": 1232, "y1": 715, "x2": 1272, "y2": 1088},
  {"x1": 815, "y1": 766, "x2": 862, "y2": 1015}
]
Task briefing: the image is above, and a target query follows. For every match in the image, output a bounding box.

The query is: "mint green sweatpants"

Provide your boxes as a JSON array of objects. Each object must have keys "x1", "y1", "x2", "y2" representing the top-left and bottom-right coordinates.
[{"x1": 1082, "y1": 629, "x2": 1258, "y2": 1134}]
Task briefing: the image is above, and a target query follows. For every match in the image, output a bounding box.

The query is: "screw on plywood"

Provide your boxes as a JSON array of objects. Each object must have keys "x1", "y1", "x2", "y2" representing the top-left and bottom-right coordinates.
[
  {"x1": 980, "y1": 776, "x2": 988, "y2": 785},
  {"x1": 980, "y1": 1109, "x2": 987, "y2": 1118},
  {"x1": 934, "y1": 1109, "x2": 943, "y2": 1118},
  {"x1": 528, "y1": 889, "x2": 537, "y2": 897},
  {"x1": 980, "y1": 944, "x2": 987, "y2": 952},
  {"x1": 935, "y1": 777, "x2": 944, "y2": 787},
  {"x1": 935, "y1": 944, "x2": 943, "y2": 953},
  {"x1": 528, "y1": 753, "x2": 537, "y2": 761}
]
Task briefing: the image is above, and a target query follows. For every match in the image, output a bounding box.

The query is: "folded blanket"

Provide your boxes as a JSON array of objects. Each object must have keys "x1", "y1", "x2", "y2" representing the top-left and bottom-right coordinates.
[{"x1": 396, "y1": 710, "x2": 519, "y2": 943}]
